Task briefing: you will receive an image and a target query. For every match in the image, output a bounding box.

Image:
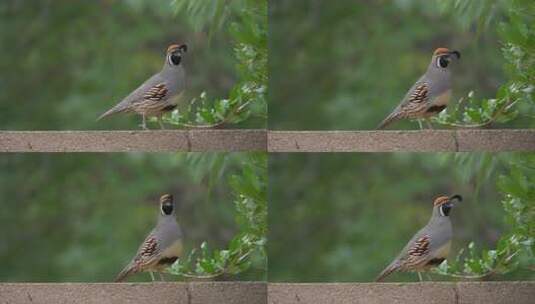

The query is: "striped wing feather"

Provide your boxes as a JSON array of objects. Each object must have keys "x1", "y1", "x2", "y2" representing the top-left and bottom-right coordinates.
[
  {"x1": 377, "y1": 83, "x2": 430, "y2": 129},
  {"x1": 115, "y1": 235, "x2": 161, "y2": 282},
  {"x1": 376, "y1": 234, "x2": 431, "y2": 281}
]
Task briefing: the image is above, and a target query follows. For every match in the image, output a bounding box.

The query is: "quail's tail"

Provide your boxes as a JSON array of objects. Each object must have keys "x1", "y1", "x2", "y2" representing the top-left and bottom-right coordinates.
[
  {"x1": 114, "y1": 265, "x2": 135, "y2": 282},
  {"x1": 376, "y1": 111, "x2": 401, "y2": 130},
  {"x1": 97, "y1": 105, "x2": 127, "y2": 121},
  {"x1": 375, "y1": 263, "x2": 399, "y2": 282}
]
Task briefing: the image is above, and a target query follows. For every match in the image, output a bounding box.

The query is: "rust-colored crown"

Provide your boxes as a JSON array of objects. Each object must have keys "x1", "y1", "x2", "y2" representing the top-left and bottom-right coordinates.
[
  {"x1": 167, "y1": 44, "x2": 187, "y2": 54},
  {"x1": 160, "y1": 193, "x2": 174, "y2": 203},
  {"x1": 433, "y1": 196, "x2": 450, "y2": 206},
  {"x1": 433, "y1": 48, "x2": 451, "y2": 56}
]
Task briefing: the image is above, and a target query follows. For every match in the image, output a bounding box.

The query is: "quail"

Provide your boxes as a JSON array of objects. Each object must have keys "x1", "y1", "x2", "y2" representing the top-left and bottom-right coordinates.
[
  {"x1": 98, "y1": 44, "x2": 188, "y2": 130},
  {"x1": 376, "y1": 194, "x2": 462, "y2": 282},
  {"x1": 377, "y1": 48, "x2": 461, "y2": 129},
  {"x1": 115, "y1": 194, "x2": 183, "y2": 282}
]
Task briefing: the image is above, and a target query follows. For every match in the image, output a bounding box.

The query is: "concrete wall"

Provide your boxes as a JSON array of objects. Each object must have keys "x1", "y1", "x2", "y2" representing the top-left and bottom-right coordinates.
[
  {"x1": 0, "y1": 282, "x2": 267, "y2": 304},
  {"x1": 268, "y1": 130, "x2": 535, "y2": 152},
  {"x1": 1, "y1": 130, "x2": 534, "y2": 152},
  {"x1": 268, "y1": 282, "x2": 535, "y2": 304},
  {"x1": 0, "y1": 130, "x2": 267, "y2": 152},
  {"x1": 1, "y1": 282, "x2": 533, "y2": 304}
]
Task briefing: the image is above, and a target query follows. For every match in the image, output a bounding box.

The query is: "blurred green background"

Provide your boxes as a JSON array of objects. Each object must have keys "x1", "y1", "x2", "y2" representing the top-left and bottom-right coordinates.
[
  {"x1": 0, "y1": 0, "x2": 264, "y2": 129},
  {"x1": 268, "y1": 153, "x2": 534, "y2": 282},
  {"x1": 269, "y1": 0, "x2": 534, "y2": 130},
  {"x1": 0, "y1": 153, "x2": 266, "y2": 282}
]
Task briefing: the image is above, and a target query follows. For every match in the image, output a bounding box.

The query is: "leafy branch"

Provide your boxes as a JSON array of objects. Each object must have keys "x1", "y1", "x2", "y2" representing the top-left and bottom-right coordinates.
[
  {"x1": 163, "y1": 0, "x2": 267, "y2": 129},
  {"x1": 434, "y1": 155, "x2": 535, "y2": 279},
  {"x1": 168, "y1": 154, "x2": 267, "y2": 279},
  {"x1": 433, "y1": 91, "x2": 518, "y2": 128},
  {"x1": 434, "y1": 0, "x2": 535, "y2": 128}
]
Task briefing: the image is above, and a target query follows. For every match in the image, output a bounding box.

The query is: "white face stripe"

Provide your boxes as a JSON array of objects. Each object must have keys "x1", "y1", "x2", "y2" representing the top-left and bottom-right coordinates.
[
  {"x1": 167, "y1": 53, "x2": 178, "y2": 66},
  {"x1": 439, "y1": 205, "x2": 446, "y2": 217}
]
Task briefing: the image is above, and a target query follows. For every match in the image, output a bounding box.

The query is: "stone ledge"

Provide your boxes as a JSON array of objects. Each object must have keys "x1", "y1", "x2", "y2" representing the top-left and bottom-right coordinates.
[
  {"x1": 267, "y1": 282, "x2": 535, "y2": 304},
  {"x1": 0, "y1": 130, "x2": 267, "y2": 152},
  {"x1": 267, "y1": 130, "x2": 535, "y2": 152},
  {"x1": 1, "y1": 129, "x2": 534, "y2": 152},
  {"x1": 1, "y1": 282, "x2": 532, "y2": 304},
  {"x1": 0, "y1": 282, "x2": 267, "y2": 304}
]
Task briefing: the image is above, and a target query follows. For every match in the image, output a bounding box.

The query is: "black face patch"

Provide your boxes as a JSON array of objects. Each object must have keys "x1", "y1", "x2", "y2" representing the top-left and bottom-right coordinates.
[
  {"x1": 439, "y1": 203, "x2": 452, "y2": 217},
  {"x1": 170, "y1": 53, "x2": 181, "y2": 65},
  {"x1": 438, "y1": 56, "x2": 449, "y2": 68},
  {"x1": 162, "y1": 203, "x2": 173, "y2": 215}
]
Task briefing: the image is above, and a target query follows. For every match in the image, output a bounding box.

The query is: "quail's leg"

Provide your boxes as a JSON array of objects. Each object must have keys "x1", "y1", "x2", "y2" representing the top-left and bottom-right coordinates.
[
  {"x1": 425, "y1": 272, "x2": 433, "y2": 281},
  {"x1": 417, "y1": 272, "x2": 423, "y2": 282},
  {"x1": 158, "y1": 117, "x2": 166, "y2": 130},
  {"x1": 158, "y1": 272, "x2": 166, "y2": 281},
  {"x1": 140, "y1": 114, "x2": 148, "y2": 130},
  {"x1": 149, "y1": 271, "x2": 156, "y2": 281},
  {"x1": 417, "y1": 119, "x2": 424, "y2": 130}
]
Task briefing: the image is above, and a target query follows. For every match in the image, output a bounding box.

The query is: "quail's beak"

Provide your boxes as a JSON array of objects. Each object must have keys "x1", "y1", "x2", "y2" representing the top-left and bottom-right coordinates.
[
  {"x1": 450, "y1": 50, "x2": 461, "y2": 59},
  {"x1": 449, "y1": 194, "x2": 463, "y2": 205}
]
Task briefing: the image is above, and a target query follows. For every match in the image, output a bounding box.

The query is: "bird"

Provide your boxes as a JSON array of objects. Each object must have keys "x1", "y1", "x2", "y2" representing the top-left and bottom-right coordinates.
[
  {"x1": 115, "y1": 194, "x2": 183, "y2": 282},
  {"x1": 377, "y1": 48, "x2": 461, "y2": 130},
  {"x1": 98, "y1": 44, "x2": 188, "y2": 130},
  {"x1": 376, "y1": 194, "x2": 463, "y2": 282}
]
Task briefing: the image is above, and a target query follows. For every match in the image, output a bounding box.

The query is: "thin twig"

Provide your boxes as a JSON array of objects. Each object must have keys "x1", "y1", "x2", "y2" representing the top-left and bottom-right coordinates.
[
  {"x1": 434, "y1": 251, "x2": 520, "y2": 279},
  {"x1": 177, "y1": 272, "x2": 224, "y2": 279},
  {"x1": 437, "y1": 98, "x2": 517, "y2": 128},
  {"x1": 437, "y1": 271, "x2": 496, "y2": 280}
]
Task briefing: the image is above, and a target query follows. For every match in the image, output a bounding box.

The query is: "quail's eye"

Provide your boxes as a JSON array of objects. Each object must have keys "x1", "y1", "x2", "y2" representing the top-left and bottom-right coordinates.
[
  {"x1": 162, "y1": 203, "x2": 173, "y2": 215},
  {"x1": 169, "y1": 53, "x2": 181, "y2": 66},
  {"x1": 439, "y1": 203, "x2": 452, "y2": 217},
  {"x1": 437, "y1": 56, "x2": 449, "y2": 68}
]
